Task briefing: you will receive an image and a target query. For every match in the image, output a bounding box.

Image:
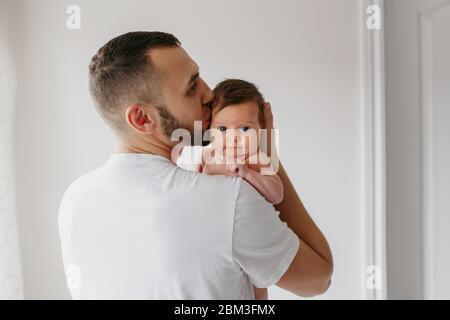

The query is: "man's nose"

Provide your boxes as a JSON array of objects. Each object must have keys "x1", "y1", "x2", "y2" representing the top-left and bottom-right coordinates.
[{"x1": 202, "y1": 83, "x2": 214, "y2": 108}]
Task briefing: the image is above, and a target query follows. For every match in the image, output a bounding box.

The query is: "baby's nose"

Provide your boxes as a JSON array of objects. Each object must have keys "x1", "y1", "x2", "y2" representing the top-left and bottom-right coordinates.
[{"x1": 226, "y1": 130, "x2": 240, "y2": 144}]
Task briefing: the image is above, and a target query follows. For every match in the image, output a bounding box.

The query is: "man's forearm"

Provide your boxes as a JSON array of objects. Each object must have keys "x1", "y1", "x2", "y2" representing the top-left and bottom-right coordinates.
[
  {"x1": 274, "y1": 162, "x2": 333, "y2": 267},
  {"x1": 262, "y1": 103, "x2": 332, "y2": 295}
]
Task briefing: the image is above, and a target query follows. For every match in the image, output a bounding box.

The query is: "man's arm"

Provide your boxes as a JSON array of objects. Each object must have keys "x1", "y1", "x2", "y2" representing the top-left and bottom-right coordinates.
[
  {"x1": 262, "y1": 102, "x2": 333, "y2": 297},
  {"x1": 275, "y1": 163, "x2": 333, "y2": 297}
]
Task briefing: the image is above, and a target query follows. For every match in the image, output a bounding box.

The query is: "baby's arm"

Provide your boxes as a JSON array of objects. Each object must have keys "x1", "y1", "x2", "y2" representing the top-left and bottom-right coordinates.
[{"x1": 227, "y1": 164, "x2": 284, "y2": 205}]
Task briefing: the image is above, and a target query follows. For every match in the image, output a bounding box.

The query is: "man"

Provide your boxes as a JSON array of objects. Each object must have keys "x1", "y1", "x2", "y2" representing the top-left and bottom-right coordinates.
[{"x1": 58, "y1": 31, "x2": 333, "y2": 299}]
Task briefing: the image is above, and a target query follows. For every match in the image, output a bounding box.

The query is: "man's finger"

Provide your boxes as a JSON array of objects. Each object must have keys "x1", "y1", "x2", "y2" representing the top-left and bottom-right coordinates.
[
  {"x1": 262, "y1": 102, "x2": 274, "y2": 157},
  {"x1": 263, "y1": 102, "x2": 273, "y2": 130}
]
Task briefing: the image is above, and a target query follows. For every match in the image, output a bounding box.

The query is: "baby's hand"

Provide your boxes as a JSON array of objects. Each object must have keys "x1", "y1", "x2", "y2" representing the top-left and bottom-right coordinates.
[
  {"x1": 247, "y1": 150, "x2": 276, "y2": 175},
  {"x1": 225, "y1": 163, "x2": 249, "y2": 178}
]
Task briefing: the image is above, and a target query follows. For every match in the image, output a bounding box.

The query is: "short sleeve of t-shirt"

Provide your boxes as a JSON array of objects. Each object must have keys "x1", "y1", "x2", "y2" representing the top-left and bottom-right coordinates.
[{"x1": 232, "y1": 179, "x2": 300, "y2": 288}]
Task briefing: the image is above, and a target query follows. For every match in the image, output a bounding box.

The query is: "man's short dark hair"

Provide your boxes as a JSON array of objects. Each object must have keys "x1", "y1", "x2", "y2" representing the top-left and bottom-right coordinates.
[
  {"x1": 211, "y1": 79, "x2": 265, "y2": 127},
  {"x1": 89, "y1": 31, "x2": 180, "y2": 132}
]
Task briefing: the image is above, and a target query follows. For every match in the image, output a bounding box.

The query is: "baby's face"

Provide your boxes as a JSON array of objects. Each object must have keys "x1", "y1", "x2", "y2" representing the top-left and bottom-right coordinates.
[{"x1": 209, "y1": 101, "x2": 261, "y2": 160}]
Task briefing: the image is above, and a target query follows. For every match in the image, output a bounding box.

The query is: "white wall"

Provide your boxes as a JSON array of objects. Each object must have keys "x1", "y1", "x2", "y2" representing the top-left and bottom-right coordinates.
[
  {"x1": 384, "y1": 0, "x2": 450, "y2": 299},
  {"x1": 9, "y1": 0, "x2": 365, "y2": 299},
  {"x1": 0, "y1": 0, "x2": 24, "y2": 300}
]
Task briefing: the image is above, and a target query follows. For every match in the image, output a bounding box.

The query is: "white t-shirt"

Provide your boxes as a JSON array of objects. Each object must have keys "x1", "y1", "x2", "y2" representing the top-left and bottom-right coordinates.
[{"x1": 58, "y1": 153, "x2": 299, "y2": 299}]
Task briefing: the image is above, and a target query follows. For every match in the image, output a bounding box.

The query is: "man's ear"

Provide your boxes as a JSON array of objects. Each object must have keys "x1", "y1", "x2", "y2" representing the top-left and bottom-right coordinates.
[{"x1": 125, "y1": 104, "x2": 158, "y2": 134}]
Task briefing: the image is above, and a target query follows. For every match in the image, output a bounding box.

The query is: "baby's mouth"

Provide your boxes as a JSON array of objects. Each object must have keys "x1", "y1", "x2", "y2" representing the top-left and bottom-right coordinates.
[{"x1": 224, "y1": 146, "x2": 245, "y2": 157}]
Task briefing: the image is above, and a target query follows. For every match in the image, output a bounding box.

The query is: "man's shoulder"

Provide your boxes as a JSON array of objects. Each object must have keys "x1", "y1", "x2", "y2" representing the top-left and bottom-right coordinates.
[
  {"x1": 60, "y1": 167, "x2": 105, "y2": 207},
  {"x1": 175, "y1": 166, "x2": 242, "y2": 192},
  {"x1": 233, "y1": 178, "x2": 278, "y2": 220},
  {"x1": 236, "y1": 178, "x2": 270, "y2": 203}
]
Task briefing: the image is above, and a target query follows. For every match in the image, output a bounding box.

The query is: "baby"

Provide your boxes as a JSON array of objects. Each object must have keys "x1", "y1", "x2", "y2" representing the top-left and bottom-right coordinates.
[{"x1": 176, "y1": 79, "x2": 283, "y2": 300}]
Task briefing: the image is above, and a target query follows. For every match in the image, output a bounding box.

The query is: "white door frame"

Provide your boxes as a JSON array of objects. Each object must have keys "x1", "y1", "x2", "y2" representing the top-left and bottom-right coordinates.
[
  {"x1": 419, "y1": 0, "x2": 450, "y2": 300},
  {"x1": 361, "y1": 0, "x2": 387, "y2": 300}
]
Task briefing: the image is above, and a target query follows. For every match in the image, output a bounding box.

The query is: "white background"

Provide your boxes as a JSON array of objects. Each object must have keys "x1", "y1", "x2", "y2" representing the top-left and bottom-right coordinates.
[
  {"x1": 385, "y1": 0, "x2": 450, "y2": 299},
  {"x1": 5, "y1": 0, "x2": 366, "y2": 299}
]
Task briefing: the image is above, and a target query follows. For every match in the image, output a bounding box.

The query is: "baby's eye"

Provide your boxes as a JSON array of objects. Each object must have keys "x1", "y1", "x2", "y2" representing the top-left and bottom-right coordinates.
[
  {"x1": 218, "y1": 126, "x2": 227, "y2": 132},
  {"x1": 241, "y1": 126, "x2": 250, "y2": 132}
]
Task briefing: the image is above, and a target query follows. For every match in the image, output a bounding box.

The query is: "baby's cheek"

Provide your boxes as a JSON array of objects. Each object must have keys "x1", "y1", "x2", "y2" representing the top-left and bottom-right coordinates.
[
  {"x1": 248, "y1": 142, "x2": 259, "y2": 155},
  {"x1": 210, "y1": 132, "x2": 225, "y2": 148},
  {"x1": 240, "y1": 134, "x2": 259, "y2": 155}
]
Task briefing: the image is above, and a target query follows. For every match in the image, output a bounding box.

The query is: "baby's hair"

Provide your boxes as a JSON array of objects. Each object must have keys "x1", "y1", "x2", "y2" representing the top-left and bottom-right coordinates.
[{"x1": 211, "y1": 79, "x2": 265, "y2": 127}]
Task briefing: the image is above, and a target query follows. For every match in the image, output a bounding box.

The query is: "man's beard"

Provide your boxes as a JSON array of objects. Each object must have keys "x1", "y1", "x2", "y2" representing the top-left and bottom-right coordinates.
[{"x1": 155, "y1": 104, "x2": 208, "y2": 146}]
